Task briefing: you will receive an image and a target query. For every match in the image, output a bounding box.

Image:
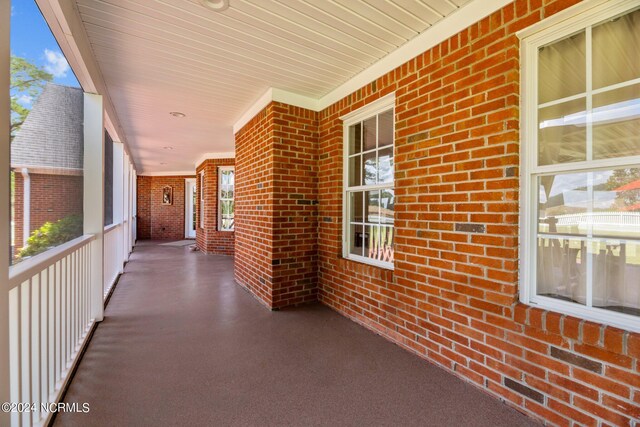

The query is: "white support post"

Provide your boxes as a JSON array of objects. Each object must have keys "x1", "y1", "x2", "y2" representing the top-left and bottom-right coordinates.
[
  {"x1": 83, "y1": 93, "x2": 104, "y2": 322},
  {"x1": 0, "y1": 0, "x2": 12, "y2": 423},
  {"x1": 132, "y1": 171, "x2": 137, "y2": 242},
  {"x1": 129, "y1": 163, "x2": 134, "y2": 253},
  {"x1": 122, "y1": 153, "x2": 130, "y2": 261},
  {"x1": 20, "y1": 168, "x2": 30, "y2": 247},
  {"x1": 113, "y1": 142, "x2": 124, "y2": 272}
]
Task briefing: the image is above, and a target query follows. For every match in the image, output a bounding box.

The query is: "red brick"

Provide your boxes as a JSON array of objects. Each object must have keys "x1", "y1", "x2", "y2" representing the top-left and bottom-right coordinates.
[{"x1": 195, "y1": 158, "x2": 235, "y2": 256}]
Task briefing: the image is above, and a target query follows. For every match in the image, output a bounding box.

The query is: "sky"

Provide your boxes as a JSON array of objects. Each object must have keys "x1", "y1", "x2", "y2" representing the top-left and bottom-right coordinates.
[{"x1": 11, "y1": 0, "x2": 80, "y2": 107}]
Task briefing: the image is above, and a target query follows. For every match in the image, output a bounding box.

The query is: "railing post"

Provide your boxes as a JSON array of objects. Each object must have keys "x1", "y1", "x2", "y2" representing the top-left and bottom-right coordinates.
[
  {"x1": 83, "y1": 93, "x2": 105, "y2": 322},
  {"x1": 0, "y1": 0, "x2": 12, "y2": 423}
]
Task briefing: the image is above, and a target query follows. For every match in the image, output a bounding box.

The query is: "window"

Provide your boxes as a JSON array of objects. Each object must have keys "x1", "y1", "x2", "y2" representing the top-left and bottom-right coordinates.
[
  {"x1": 199, "y1": 170, "x2": 205, "y2": 229},
  {"x1": 218, "y1": 167, "x2": 234, "y2": 231},
  {"x1": 9, "y1": 0, "x2": 83, "y2": 264},
  {"x1": 342, "y1": 94, "x2": 395, "y2": 269},
  {"x1": 520, "y1": 1, "x2": 640, "y2": 331}
]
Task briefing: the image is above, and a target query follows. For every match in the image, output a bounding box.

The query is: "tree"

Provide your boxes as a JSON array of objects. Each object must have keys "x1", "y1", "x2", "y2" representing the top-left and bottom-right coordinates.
[
  {"x1": 605, "y1": 168, "x2": 640, "y2": 207},
  {"x1": 10, "y1": 55, "x2": 53, "y2": 140}
]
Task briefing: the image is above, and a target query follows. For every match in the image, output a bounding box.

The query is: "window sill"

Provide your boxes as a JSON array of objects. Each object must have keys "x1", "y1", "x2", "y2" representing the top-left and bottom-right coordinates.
[
  {"x1": 343, "y1": 254, "x2": 394, "y2": 271},
  {"x1": 522, "y1": 296, "x2": 640, "y2": 334}
]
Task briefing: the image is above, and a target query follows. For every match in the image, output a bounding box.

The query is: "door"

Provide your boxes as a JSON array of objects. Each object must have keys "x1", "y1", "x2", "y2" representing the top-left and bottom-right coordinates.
[{"x1": 185, "y1": 178, "x2": 197, "y2": 238}]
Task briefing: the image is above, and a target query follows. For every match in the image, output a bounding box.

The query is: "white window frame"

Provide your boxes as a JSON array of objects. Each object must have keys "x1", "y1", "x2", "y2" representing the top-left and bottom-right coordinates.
[
  {"x1": 519, "y1": 0, "x2": 640, "y2": 332},
  {"x1": 218, "y1": 166, "x2": 234, "y2": 232},
  {"x1": 341, "y1": 93, "x2": 395, "y2": 270},
  {"x1": 199, "y1": 170, "x2": 205, "y2": 229}
]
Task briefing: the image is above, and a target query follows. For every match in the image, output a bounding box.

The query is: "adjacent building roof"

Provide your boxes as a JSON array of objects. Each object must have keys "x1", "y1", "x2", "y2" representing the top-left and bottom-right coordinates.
[{"x1": 11, "y1": 83, "x2": 83, "y2": 173}]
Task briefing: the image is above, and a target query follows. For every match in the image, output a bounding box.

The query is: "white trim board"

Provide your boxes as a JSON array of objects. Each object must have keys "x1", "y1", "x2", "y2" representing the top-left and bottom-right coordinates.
[
  {"x1": 138, "y1": 171, "x2": 196, "y2": 177},
  {"x1": 194, "y1": 152, "x2": 236, "y2": 169},
  {"x1": 232, "y1": 0, "x2": 511, "y2": 134}
]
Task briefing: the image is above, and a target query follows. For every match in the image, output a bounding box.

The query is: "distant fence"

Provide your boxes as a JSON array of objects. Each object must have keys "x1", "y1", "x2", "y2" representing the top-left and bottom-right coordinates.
[{"x1": 542, "y1": 212, "x2": 640, "y2": 237}]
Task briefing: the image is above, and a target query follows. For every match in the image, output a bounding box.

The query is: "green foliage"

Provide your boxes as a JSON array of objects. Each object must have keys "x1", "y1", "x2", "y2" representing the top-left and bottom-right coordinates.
[
  {"x1": 18, "y1": 215, "x2": 83, "y2": 259},
  {"x1": 605, "y1": 168, "x2": 640, "y2": 207},
  {"x1": 10, "y1": 55, "x2": 53, "y2": 140}
]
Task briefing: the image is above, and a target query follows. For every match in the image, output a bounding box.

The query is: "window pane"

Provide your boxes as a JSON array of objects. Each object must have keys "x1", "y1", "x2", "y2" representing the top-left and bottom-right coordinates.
[
  {"x1": 348, "y1": 155, "x2": 362, "y2": 187},
  {"x1": 379, "y1": 109, "x2": 393, "y2": 148},
  {"x1": 378, "y1": 146, "x2": 394, "y2": 184},
  {"x1": 365, "y1": 225, "x2": 394, "y2": 263},
  {"x1": 366, "y1": 190, "x2": 379, "y2": 223},
  {"x1": 350, "y1": 191, "x2": 364, "y2": 223},
  {"x1": 537, "y1": 237, "x2": 587, "y2": 305},
  {"x1": 221, "y1": 218, "x2": 234, "y2": 231},
  {"x1": 349, "y1": 122, "x2": 362, "y2": 155},
  {"x1": 363, "y1": 150, "x2": 376, "y2": 185},
  {"x1": 592, "y1": 8, "x2": 640, "y2": 89},
  {"x1": 538, "y1": 98, "x2": 586, "y2": 165},
  {"x1": 593, "y1": 84, "x2": 640, "y2": 160},
  {"x1": 363, "y1": 116, "x2": 377, "y2": 151},
  {"x1": 592, "y1": 240, "x2": 640, "y2": 316},
  {"x1": 365, "y1": 190, "x2": 394, "y2": 225},
  {"x1": 538, "y1": 172, "x2": 589, "y2": 236},
  {"x1": 538, "y1": 31, "x2": 586, "y2": 104},
  {"x1": 538, "y1": 169, "x2": 640, "y2": 239},
  {"x1": 221, "y1": 187, "x2": 233, "y2": 199},
  {"x1": 350, "y1": 224, "x2": 364, "y2": 257},
  {"x1": 220, "y1": 200, "x2": 233, "y2": 215},
  {"x1": 380, "y1": 189, "x2": 394, "y2": 225},
  {"x1": 10, "y1": 1, "x2": 83, "y2": 265}
]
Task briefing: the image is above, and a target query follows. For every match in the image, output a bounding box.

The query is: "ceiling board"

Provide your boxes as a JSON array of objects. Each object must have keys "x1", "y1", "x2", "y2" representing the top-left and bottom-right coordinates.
[{"x1": 74, "y1": 0, "x2": 472, "y2": 173}]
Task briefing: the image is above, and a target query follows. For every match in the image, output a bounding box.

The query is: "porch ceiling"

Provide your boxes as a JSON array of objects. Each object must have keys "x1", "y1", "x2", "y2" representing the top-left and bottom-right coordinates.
[{"x1": 74, "y1": 0, "x2": 472, "y2": 174}]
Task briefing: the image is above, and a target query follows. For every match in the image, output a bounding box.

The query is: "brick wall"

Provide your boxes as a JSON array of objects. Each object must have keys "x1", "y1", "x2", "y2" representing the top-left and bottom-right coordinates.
[
  {"x1": 235, "y1": 106, "x2": 276, "y2": 307},
  {"x1": 136, "y1": 175, "x2": 194, "y2": 240},
  {"x1": 313, "y1": 1, "x2": 640, "y2": 426},
  {"x1": 234, "y1": 102, "x2": 319, "y2": 309},
  {"x1": 13, "y1": 172, "x2": 83, "y2": 250},
  {"x1": 195, "y1": 158, "x2": 235, "y2": 255},
  {"x1": 137, "y1": 176, "x2": 151, "y2": 239},
  {"x1": 272, "y1": 103, "x2": 319, "y2": 307}
]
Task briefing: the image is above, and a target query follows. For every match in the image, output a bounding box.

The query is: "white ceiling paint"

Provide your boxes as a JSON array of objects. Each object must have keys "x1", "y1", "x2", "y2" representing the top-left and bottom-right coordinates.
[{"x1": 64, "y1": 0, "x2": 509, "y2": 174}]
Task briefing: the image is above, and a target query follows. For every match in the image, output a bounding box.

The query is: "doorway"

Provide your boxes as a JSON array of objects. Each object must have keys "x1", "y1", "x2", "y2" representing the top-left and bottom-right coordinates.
[{"x1": 185, "y1": 178, "x2": 196, "y2": 238}]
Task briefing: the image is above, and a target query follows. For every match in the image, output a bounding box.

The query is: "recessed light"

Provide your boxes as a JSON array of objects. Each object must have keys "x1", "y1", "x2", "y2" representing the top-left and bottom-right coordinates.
[
  {"x1": 169, "y1": 111, "x2": 186, "y2": 118},
  {"x1": 201, "y1": 0, "x2": 229, "y2": 11},
  {"x1": 163, "y1": 146, "x2": 174, "y2": 150}
]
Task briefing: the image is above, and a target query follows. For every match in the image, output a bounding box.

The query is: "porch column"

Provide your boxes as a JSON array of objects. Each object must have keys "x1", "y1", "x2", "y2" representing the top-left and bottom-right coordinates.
[
  {"x1": 0, "y1": 0, "x2": 12, "y2": 423},
  {"x1": 123, "y1": 152, "x2": 130, "y2": 259},
  {"x1": 83, "y1": 93, "x2": 105, "y2": 322},
  {"x1": 20, "y1": 168, "x2": 30, "y2": 246},
  {"x1": 113, "y1": 141, "x2": 124, "y2": 271}
]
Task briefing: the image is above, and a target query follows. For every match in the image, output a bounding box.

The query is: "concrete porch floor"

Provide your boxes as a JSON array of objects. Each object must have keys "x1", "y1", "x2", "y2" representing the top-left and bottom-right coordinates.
[{"x1": 55, "y1": 241, "x2": 537, "y2": 426}]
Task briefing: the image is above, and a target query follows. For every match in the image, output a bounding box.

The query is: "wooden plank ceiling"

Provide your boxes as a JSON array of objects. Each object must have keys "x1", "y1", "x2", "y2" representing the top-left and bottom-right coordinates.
[{"x1": 75, "y1": 0, "x2": 470, "y2": 173}]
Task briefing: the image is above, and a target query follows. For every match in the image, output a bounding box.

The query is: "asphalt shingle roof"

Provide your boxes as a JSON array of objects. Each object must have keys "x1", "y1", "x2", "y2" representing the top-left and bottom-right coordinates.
[{"x1": 11, "y1": 83, "x2": 84, "y2": 171}]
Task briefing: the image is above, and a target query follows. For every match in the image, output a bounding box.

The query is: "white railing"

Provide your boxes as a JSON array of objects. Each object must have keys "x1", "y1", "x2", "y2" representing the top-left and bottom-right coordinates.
[
  {"x1": 8, "y1": 235, "x2": 95, "y2": 427},
  {"x1": 541, "y1": 212, "x2": 640, "y2": 238},
  {"x1": 103, "y1": 224, "x2": 122, "y2": 300},
  {"x1": 555, "y1": 212, "x2": 640, "y2": 227}
]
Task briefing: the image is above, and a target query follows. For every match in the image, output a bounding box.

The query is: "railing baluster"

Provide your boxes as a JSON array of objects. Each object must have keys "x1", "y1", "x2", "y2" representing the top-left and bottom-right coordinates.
[
  {"x1": 9, "y1": 286, "x2": 21, "y2": 427},
  {"x1": 54, "y1": 261, "x2": 60, "y2": 391},
  {"x1": 21, "y1": 281, "x2": 32, "y2": 426},
  {"x1": 61, "y1": 256, "x2": 67, "y2": 375},
  {"x1": 71, "y1": 250, "x2": 77, "y2": 353},
  {"x1": 48, "y1": 264, "x2": 55, "y2": 400},
  {"x1": 41, "y1": 268, "x2": 49, "y2": 415},
  {"x1": 30, "y1": 273, "x2": 40, "y2": 423}
]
